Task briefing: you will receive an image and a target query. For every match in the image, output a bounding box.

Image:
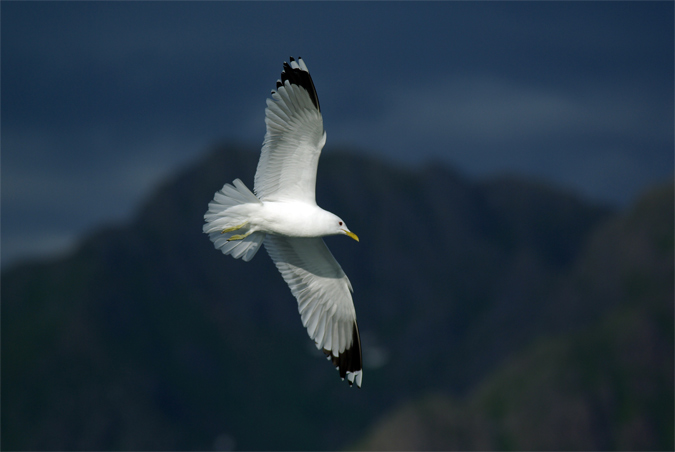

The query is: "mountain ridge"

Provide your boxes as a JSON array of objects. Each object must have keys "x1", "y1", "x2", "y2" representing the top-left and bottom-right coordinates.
[
  {"x1": 5, "y1": 144, "x2": 666, "y2": 450},
  {"x1": 353, "y1": 180, "x2": 673, "y2": 450}
]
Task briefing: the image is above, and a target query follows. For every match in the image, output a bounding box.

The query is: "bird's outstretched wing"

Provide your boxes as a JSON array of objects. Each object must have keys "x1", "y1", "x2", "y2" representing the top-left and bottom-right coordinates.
[
  {"x1": 254, "y1": 57, "x2": 326, "y2": 204},
  {"x1": 264, "y1": 235, "x2": 363, "y2": 387}
]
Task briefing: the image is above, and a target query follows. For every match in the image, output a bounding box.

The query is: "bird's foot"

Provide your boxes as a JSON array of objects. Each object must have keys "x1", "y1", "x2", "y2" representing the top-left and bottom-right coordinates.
[
  {"x1": 227, "y1": 231, "x2": 253, "y2": 241},
  {"x1": 221, "y1": 221, "x2": 249, "y2": 234}
]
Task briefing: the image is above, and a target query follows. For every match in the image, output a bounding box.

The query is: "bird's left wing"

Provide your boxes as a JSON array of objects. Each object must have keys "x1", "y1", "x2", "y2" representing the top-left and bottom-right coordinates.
[
  {"x1": 264, "y1": 235, "x2": 363, "y2": 387},
  {"x1": 254, "y1": 57, "x2": 326, "y2": 204}
]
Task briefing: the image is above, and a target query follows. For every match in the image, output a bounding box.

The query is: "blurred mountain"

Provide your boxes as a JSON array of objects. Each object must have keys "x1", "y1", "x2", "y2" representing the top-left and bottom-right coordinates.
[
  {"x1": 353, "y1": 182, "x2": 674, "y2": 451},
  {"x1": 3, "y1": 144, "x2": 670, "y2": 450}
]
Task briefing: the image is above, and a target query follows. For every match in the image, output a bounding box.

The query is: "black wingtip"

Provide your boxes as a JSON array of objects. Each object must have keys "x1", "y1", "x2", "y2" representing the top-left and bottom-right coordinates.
[
  {"x1": 278, "y1": 56, "x2": 321, "y2": 112},
  {"x1": 323, "y1": 321, "x2": 363, "y2": 387}
]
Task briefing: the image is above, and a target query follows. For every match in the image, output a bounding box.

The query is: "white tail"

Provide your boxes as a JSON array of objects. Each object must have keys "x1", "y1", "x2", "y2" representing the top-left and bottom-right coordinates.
[{"x1": 203, "y1": 179, "x2": 266, "y2": 262}]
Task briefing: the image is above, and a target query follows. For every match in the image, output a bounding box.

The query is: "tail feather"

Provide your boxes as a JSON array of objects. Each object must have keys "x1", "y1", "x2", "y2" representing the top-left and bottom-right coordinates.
[
  {"x1": 204, "y1": 179, "x2": 265, "y2": 262},
  {"x1": 210, "y1": 231, "x2": 264, "y2": 262}
]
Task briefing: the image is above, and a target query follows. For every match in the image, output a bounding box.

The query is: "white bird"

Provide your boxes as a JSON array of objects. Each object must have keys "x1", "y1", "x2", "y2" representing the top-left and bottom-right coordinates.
[{"x1": 203, "y1": 57, "x2": 363, "y2": 387}]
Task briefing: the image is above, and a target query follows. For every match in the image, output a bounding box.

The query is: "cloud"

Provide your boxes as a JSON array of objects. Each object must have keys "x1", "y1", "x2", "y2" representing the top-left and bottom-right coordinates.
[
  {"x1": 1, "y1": 124, "x2": 214, "y2": 267},
  {"x1": 1, "y1": 231, "x2": 77, "y2": 270},
  {"x1": 339, "y1": 74, "x2": 669, "y2": 149},
  {"x1": 3, "y1": 1, "x2": 672, "y2": 268},
  {"x1": 329, "y1": 74, "x2": 673, "y2": 204}
]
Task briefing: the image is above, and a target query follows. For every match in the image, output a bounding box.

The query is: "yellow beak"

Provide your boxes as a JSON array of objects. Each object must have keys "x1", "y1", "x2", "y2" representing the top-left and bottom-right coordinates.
[{"x1": 343, "y1": 230, "x2": 360, "y2": 242}]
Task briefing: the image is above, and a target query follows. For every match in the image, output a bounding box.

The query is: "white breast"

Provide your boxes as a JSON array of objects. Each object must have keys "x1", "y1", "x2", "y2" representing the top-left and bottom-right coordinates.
[{"x1": 256, "y1": 201, "x2": 334, "y2": 238}]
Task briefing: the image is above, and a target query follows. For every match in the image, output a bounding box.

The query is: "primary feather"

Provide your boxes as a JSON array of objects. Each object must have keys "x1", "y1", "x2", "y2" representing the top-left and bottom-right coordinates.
[{"x1": 255, "y1": 59, "x2": 327, "y2": 204}]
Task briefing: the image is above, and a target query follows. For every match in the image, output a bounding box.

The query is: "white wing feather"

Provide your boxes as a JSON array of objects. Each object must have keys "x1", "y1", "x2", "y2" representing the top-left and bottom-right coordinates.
[
  {"x1": 264, "y1": 235, "x2": 363, "y2": 387},
  {"x1": 254, "y1": 59, "x2": 326, "y2": 204}
]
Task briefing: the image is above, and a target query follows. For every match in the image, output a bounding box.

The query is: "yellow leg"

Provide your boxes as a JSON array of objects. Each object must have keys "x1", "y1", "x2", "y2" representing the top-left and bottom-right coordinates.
[
  {"x1": 227, "y1": 231, "x2": 253, "y2": 241},
  {"x1": 221, "y1": 221, "x2": 248, "y2": 234}
]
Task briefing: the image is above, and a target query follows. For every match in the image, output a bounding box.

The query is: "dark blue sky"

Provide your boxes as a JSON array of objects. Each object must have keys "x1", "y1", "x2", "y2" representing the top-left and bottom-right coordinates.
[{"x1": 2, "y1": 2, "x2": 673, "y2": 267}]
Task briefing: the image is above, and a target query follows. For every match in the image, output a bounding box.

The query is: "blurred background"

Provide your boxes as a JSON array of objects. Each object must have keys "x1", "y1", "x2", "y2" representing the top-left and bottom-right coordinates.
[{"x1": 2, "y1": 2, "x2": 673, "y2": 450}]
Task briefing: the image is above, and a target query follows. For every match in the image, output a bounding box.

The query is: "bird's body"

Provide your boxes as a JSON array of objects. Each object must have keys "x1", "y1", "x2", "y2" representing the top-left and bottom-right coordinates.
[
  {"x1": 203, "y1": 57, "x2": 363, "y2": 387},
  {"x1": 220, "y1": 200, "x2": 347, "y2": 238}
]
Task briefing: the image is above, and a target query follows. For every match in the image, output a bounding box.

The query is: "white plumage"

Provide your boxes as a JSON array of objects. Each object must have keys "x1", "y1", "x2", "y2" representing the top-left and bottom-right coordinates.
[{"x1": 203, "y1": 57, "x2": 362, "y2": 387}]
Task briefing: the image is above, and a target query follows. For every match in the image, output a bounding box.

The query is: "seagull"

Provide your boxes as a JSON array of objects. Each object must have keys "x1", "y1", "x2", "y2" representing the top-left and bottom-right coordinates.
[{"x1": 203, "y1": 57, "x2": 363, "y2": 387}]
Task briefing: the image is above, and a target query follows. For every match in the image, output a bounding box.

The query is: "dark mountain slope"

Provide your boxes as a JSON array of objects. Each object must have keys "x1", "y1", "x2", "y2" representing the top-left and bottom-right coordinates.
[
  {"x1": 353, "y1": 182, "x2": 674, "y2": 451},
  {"x1": 3, "y1": 144, "x2": 612, "y2": 450}
]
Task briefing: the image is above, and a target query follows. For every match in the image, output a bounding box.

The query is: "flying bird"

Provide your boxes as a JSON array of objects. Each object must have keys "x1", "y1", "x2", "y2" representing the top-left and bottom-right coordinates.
[{"x1": 203, "y1": 57, "x2": 363, "y2": 387}]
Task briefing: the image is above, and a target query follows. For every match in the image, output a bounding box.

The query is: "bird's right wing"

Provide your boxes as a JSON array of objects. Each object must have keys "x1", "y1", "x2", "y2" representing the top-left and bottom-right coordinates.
[
  {"x1": 264, "y1": 235, "x2": 362, "y2": 387},
  {"x1": 254, "y1": 57, "x2": 326, "y2": 204}
]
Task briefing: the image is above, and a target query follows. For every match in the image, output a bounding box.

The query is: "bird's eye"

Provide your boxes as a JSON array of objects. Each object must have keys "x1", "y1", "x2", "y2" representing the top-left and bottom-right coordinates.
[{"x1": 339, "y1": 221, "x2": 343, "y2": 226}]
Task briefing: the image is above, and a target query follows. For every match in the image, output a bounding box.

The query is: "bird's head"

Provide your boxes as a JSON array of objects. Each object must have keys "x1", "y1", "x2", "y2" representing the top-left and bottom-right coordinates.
[{"x1": 329, "y1": 214, "x2": 359, "y2": 242}]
